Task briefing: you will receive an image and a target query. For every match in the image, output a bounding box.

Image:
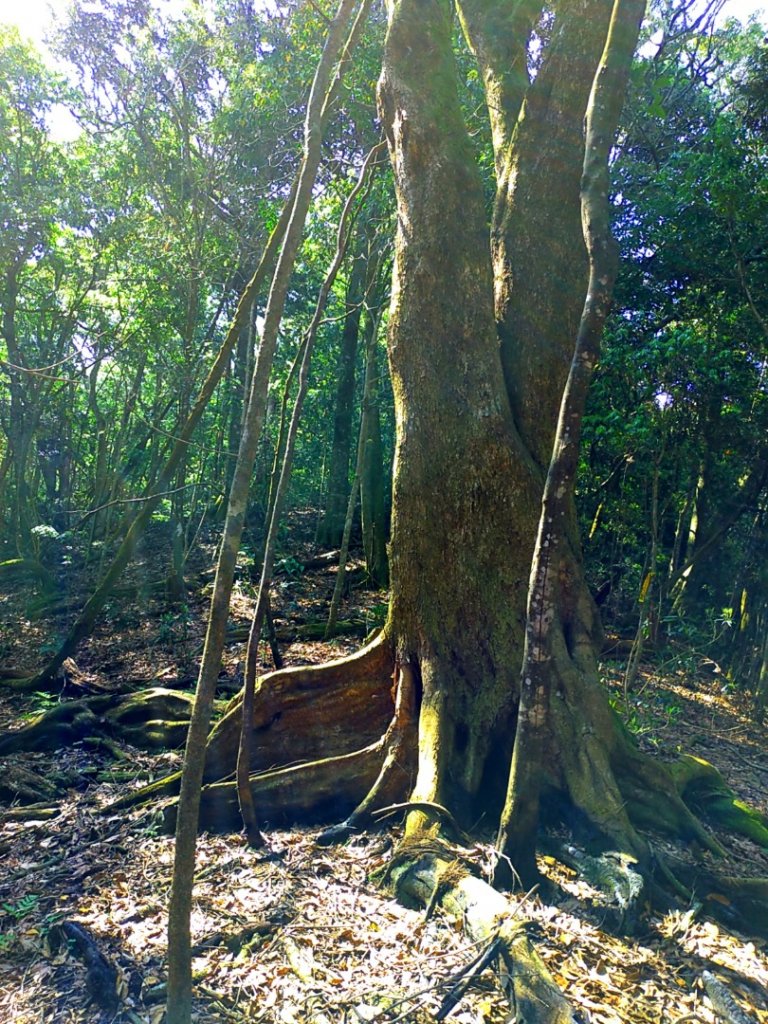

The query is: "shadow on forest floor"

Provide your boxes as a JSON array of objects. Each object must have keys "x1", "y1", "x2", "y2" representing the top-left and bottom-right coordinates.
[{"x1": 0, "y1": 521, "x2": 767, "y2": 1023}]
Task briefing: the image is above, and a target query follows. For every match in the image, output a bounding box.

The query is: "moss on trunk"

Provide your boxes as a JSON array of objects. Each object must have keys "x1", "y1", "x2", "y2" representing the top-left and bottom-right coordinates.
[{"x1": 671, "y1": 754, "x2": 768, "y2": 848}]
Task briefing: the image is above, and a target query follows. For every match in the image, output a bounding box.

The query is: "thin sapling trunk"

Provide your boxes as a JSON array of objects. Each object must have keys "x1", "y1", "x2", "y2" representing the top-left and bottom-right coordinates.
[
  {"x1": 236, "y1": 141, "x2": 385, "y2": 844},
  {"x1": 165, "y1": 5, "x2": 370, "y2": 1019}
]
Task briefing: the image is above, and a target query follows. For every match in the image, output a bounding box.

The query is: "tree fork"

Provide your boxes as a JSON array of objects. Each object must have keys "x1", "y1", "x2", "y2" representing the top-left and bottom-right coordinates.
[{"x1": 494, "y1": 0, "x2": 647, "y2": 889}]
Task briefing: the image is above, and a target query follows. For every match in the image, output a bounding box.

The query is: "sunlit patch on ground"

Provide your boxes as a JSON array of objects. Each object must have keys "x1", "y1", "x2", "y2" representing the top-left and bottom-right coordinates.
[{"x1": 2, "y1": 529, "x2": 768, "y2": 1022}]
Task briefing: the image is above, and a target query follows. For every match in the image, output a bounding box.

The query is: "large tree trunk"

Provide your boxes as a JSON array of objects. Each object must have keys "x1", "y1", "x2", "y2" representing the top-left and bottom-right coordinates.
[
  {"x1": 372, "y1": 0, "x2": 732, "y2": 873},
  {"x1": 377, "y1": 0, "x2": 534, "y2": 821},
  {"x1": 495, "y1": 0, "x2": 647, "y2": 887},
  {"x1": 490, "y1": 0, "x2": 612, "y2": 468},
  {"x1": 184, "y1": 0, "x2": 735, "y2": 866},
  {"x1": 374, "y1": 0, "x2": 635, "y2": 850}
]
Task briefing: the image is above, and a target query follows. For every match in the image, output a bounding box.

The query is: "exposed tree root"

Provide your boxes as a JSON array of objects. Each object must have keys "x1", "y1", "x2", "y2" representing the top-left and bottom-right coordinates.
[
  {"x1": 7, "y1": 616, "x2": 765, "y2": 952},
  {"x1": 0, "y1": 763, "x2": 59, "y2": 804},
  {"x1": 671, "y1": 754, "x2": 768, "y2": 848},
  {"x1": 0, "y1": 558, "x2": 55, "y2": 589},
  {"x1": 1, "y1": 658, "x2": 113, "y2": 694},
  {"x1": 190, "y1": 907, "x2": 293, "y2": 957},
  {"x1": 539, "y1": 676, "x2": 768, "y2": 936},
  {"x1": 0, "y1": 672, "x2": 45, "y2": 692},
  {"x1": 372, "y1": 801, "x2": 473, "y2": 846},
  {"x1": 160, "y1": 647, "x2": 411, "y2": 834},
  {"x1": 202, "y1": 631, "x2": 394, "y2": 783},
  {"x1": 542, "y1": 631, "x2": 726, "y2": 868},
  {"x1": 613, "y1": 740, "x2": 727, "y2": 856},
  {"x1": 163, "y1": 734, "x2": 410, "y2": 834},
  {"x1": 106, "y1": 769, "x2": 184, "y2": 812},
  {"x1": 542, "y1": 840, "x2": 645, "y2": 936},
  {"x1": 388, "y1": 832, "x2": 581, "y2": 1024},
  {"x1": 87, "y1": 637, "x2": 768, "y2": 951},
  {"x1": 49, "y1": 921, "x2": 119, "y2": 1014},
  {"x1": 0, "y1": 688, "x2": 194, "y2": 762},
  {"x1": 105, "y1": 635, "x2": 396, "y2": 816},
  {"x1": 1, "y1": 802, "x2": 60, "y2": 823},
  {"x1": 666, "y1": 858, "x2": 768, "y2": 939},
  {"x1": 317, "y1": 660, "x2": 417, "y2": 845},
  {"x1": 0, "y1": 667, "x2": 35, "y2": 681},
  {"x1": 702, "y1": 969, "x2": 760, "y2": 1024}
]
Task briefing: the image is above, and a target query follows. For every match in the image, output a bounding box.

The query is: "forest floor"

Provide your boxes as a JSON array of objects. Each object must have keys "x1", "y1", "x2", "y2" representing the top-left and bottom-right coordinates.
[{"x1": 1, "y1": 517, "x2": 767, "y2": 1024}]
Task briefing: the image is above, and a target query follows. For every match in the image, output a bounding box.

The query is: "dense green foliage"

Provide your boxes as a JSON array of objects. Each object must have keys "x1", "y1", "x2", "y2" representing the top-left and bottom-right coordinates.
[
  {"x1": 0, "y1": 0, "x2": 766, "y2": 700},
  {"x1": 582, "y1": 7, "x2": 768, "y2": 697}
]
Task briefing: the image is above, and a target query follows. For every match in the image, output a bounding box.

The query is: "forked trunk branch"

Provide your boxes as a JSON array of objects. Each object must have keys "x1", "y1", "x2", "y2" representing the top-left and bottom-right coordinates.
[{"x1": 494, "y1": 0, "x2": 647, "y2": 889}]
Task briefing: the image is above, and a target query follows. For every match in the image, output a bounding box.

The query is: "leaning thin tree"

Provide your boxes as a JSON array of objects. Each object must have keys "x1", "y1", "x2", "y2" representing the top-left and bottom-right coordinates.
[{"x1": 166, "y1": 0, "x2": 369, "y2": 1019}]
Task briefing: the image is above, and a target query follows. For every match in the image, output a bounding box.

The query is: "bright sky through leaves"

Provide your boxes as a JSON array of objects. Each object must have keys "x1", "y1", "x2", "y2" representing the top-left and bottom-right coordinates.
[
  {"x1": 0, "y1": 0, "x2": 765, "y2": 139},
  {"x1": 1, "y1": 0, "x2": 766, "y2": 52}
]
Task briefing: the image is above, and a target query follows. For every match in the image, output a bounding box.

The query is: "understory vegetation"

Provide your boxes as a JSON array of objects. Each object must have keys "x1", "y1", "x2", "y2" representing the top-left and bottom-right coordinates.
[
  {"x1": 1, "y1": 0, "x2": 768, "y2": 1021},
  {"x1": 1, "y1": 559, "x2": 767, "y2": 1023}
]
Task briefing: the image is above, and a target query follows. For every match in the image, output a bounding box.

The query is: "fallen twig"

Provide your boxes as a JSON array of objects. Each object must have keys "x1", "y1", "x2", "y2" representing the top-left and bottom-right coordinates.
[{"x1": 702, "y1": 970, "x2": 758, "y2": 1024}]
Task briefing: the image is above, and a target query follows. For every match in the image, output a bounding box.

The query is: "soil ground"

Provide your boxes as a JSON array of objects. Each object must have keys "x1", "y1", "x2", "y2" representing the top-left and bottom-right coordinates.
[{"x1": 1, "y1": 517, "x2": 767, "y2": 1024}]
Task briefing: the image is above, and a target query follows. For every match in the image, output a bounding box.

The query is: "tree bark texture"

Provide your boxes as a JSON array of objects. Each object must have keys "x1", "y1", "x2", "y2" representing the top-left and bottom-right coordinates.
[
  {"x1": 369, "y1": 0, "x2": 735, "y2": 880},
  {"x1": 495, "y1": 0, "x2": 648, "y2": 888},
  {"x1": 166, "y1": 3, "x2": 369, "y2": 1020},
  {"x1": 378, "y1": 0, "x2": 535, "y2": 823}
]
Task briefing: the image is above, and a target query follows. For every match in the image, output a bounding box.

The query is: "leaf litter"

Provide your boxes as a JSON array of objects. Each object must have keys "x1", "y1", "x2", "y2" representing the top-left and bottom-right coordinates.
[
  {"x1": 2, "y1": 750, "x2": 767, "y2": 1023},
  {"x1": 1, "y1": 523, "x2": 768, "y2": 1023}
]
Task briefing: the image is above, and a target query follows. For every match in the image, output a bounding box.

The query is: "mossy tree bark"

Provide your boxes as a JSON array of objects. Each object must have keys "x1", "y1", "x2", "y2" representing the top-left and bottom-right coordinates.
[
  {"x1": 494, "y1": 0, "x2": 647, "y2": 889},
  {"x1": 376, "y1": 0, "x2": 594, "y2": 833},
  {"x1": 374, "y1": 0, "x2": 725, "y2": 869}
]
